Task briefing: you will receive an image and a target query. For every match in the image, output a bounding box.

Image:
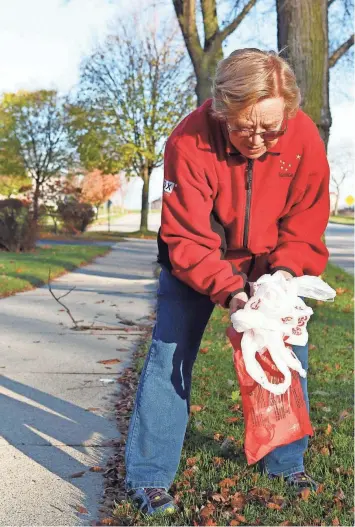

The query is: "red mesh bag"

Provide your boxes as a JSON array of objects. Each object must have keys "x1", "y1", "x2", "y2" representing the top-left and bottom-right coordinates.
[{"x1": 226, "y1": 326, "x2": 313, "y2": 465}]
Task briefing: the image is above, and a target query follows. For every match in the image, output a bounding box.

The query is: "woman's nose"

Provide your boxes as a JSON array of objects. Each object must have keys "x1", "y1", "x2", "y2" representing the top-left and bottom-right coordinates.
[{"x1": 249, "y1": 132, "x2": 263, "y2": 147}]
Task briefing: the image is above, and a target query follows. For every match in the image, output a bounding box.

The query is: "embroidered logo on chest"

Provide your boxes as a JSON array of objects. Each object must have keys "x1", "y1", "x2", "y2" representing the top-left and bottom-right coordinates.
[{"x1": 279, "y1": 154, "x2": 301, "y2": 178}]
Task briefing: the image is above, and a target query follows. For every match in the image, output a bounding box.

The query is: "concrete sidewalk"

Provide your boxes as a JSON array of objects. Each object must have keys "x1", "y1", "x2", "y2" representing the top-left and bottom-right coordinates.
[{"x1": 0, "y1": 239, "x2": 158, "y2": 526}]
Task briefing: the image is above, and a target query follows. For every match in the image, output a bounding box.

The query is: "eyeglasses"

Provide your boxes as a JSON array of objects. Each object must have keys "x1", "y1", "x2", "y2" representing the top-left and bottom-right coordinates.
[{"x1": 227, "y1": 119, "x2": 288, "y2": 142}]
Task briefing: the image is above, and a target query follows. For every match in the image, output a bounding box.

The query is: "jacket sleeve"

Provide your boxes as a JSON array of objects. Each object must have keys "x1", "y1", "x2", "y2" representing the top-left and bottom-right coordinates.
[
  {"x1": 268, "y1": 123, "x2": 330, "y2": 277},
  {"x1": 160, "y1": 140, "x2": 246, "y2": 307}
]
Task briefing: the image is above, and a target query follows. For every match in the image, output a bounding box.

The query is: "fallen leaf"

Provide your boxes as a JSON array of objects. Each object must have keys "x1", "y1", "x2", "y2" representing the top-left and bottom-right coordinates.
[
  {"x1": 309, "y1": 344, "x2": 317, "y2": 350},
  {"x1": 204, "y1": 520, "x2": 217, "y2": 526},
  {"x1": 211, "y1": 493, "x2": 226, "y2": 503},
  {"x1": 332, "y1": 518, "x2": 340, "y2": 526},
  {"x1": 325, "y1": 424, "x2": 332, "y2": 435},
  {"x1": 315, "y1": 402, "x2": 326, "y2": 408},
  {"x1": 89, "y1": 466, "x2": 104, "y2": 472},
  {"x1": 234, "y1": 514, "x2": 247, "y2": 523},
  {"x1": 279, "y1": 522, "x2": 292, "y2": 526},
  {"x1": 320, "y1": 446, "x2": 330, "y2": 456},
  {"x1": 213, "y1": 433, "x2": 223, "y2": 441},
  {"x1": 219, "y1": 477, "x2": 237, "y2": 489},
  {"x1": 200, "y1": 347, "x2": 209, "y2": 354},
  {"x1": 200, "y1": 503, "x2": 215, "y2": 519},
  {"x1": 183, "y1": 468, "x2": 196, "y2": 478},
  {"x1": 230, "y1": 404, "x2": 241, "y2": 412},
  {"x1": 270, "y1": 495, "x2": 286, "y2": 508},
  {"x1": 248, "y1": 487, "x2": 271, "y2": 503},
  {"x1": 225, "y1": 417, "x2": 240, "y2": 423},
  {"x1": 86, "y1": 407, "x2": 100, "y2": 412},
  {"x1": 231, "y1": 491, "x2": 246, "y2": 510},
  {"x1": 335, "y1": 488, "x2": 345, "y2": 500},
  {"x1": 97, "y1": 358, "x2": 121, "y2": 365},
  {"x1": 299, "y1": 488, "x2": 310, "y2": 501},
  {"x1": 190, "y1": 405, "x2": 204, "y2": 413},
  {"x1": 75, "y1": 505, "x2": 88, "y2": 514},
  {"x1": 338, "y1": 410, "x2": 350, "y2": 422},
  {"x1": 212, "y1": 457, "x2": 224, "y2": 467},
  {"x1": 335, "y1": 287, "x2": 347, "y2": 295},
  {"x1": 100, "y1": 518, "x2": 115, "y2": 525},
  {"x1": 70, "y1": 471, "x2": 86, "y2": 478},
  {"x1": 333, "y1": 498, "x2": 343, "y2": 510},
  {"x1": 186, "y1": 456, "x2": 199, "y2": 467},
  {"x1": 267, "y1": 502, "x2": 282, "y2": 510},
  {"x1": 230, "y1": 521, "x2": 240, "y2": 526},
  {"x1": 316, "y1": 484, "x2": 325, "y2": 495}
]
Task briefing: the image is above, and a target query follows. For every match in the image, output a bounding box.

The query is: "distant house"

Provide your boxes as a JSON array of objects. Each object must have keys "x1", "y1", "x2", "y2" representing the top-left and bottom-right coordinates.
[{"x1": 151, "y1": 197, "x2": 162, "y2": 210}]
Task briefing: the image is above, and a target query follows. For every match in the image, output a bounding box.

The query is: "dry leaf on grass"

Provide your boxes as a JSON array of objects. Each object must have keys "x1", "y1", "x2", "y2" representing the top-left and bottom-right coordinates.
[
  {"x1": 332, "y1": 518, "x2": 340, "y2": 526},
  {"x1": 225, "y1": 417, "x2": 240, "y2": 423},
  {"x1": 186, "y1": 456, "x2": 199, "y2": 467},
  {"x1": 211, "y1": 493, "x2": 226, "y2": 503},
  {"x1": 213, "y1": 433, "x2": 224, "y2": 441},
  {"x1": 335, "y1": 488, "x2": 345, "y2": 500},
  {"x1": 248, "y1": 487, "x2": 271, "y2": 503},
  {"x1": 190, "y1": 405, "x2": 204, "y2": 413},
  {"x1": 200, "y1": 347, "x2": 209, "y2": 354},
  {"x1": 212, "y1": 457, "x2": 224, "y2": 467},
  {"x1": 219, "y1": 477, "x2": 237, "y2": 489},
  {"x1": 200, "y1": 503, "x2": 215, "y2": 519},
  {"x1": 234, "y1": 514, "x2": 247, "y2": 523},
  {"x1": 325, "y1": 424, "x2": 332, "y2": 435},
  {"x1": 89, "y1": 466, "x2": 104, "y2": 472},
  {"x1": 231, "y1": 491, "x2": 246, "y2": 510},
  {"x1": 320, "y1": 446, "x2": 330, "y2": 456},
  {"x1": 299, "y1": 488, "x2": 311, "y2": 501}
]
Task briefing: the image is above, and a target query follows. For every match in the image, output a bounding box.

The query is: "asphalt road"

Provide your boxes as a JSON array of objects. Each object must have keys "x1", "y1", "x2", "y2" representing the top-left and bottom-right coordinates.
[{"x1": 325, "y1": 223, "x2": 354, "y2": 275}]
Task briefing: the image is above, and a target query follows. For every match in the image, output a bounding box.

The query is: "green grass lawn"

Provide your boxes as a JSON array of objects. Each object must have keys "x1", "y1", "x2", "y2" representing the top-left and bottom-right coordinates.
[
  {"x1": 0, "y1": 244, "x2": 110, "y2": 297},
  {"x1": 114, "y1": 262, "x2": 354, "y2": 526},
  {"x1": 329, "y1": 216, "x2": 354, "y2": 225},
  {"x1": 82, "y1": 230, "x2": 158, "y2": 241}
]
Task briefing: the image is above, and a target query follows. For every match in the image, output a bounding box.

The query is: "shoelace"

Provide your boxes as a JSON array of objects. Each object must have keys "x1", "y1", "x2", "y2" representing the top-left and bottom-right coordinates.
[{"x1": 144, "y1": 488, "x2": 166, "y2": 501}]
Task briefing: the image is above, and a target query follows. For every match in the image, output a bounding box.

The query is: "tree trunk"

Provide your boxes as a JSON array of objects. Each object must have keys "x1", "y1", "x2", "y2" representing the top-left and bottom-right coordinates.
[
  {"x1": 32, "y1": 179, "x2": 41, "y2": 223},
  {"x1": 277, "y1": 0, "x2": 332, "y2": 149},
  {"x1": 140, "y1": 166, "x2": 150, "y2": 232},
  {"x1": 334, "y1": 193, "x2": 339, "y2": 216},
  {"x1": 195, "y1": 48, "x2": 223, "y2": 105}
]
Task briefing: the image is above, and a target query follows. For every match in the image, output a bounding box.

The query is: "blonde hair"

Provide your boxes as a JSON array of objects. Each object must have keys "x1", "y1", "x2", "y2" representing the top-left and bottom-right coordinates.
[{"x1": 212, "y1": 48, "x2": 300, "y2": 120}]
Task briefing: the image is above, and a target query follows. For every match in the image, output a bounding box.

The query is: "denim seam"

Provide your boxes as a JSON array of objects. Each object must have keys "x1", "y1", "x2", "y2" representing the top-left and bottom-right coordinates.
[
  {"x1": 126, "y1": 481, "x2": 169, "y2": 491},
  {"x1": 266, "y1": 464, "x2": 305, "y2": 478}
]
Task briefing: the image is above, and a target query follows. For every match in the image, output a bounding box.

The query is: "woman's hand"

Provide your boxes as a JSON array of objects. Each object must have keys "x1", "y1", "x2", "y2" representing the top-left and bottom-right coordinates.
[
  {"x1": 278, "y1": 270, "x2": 293, "y2": 281},
  {"x1": 229, "y1": 291, "x2": 248, "y2": 316}
]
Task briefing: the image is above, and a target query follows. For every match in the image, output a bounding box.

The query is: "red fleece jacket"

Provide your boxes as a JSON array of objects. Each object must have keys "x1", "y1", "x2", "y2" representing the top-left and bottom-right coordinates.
[{"x1": 159, "y1": 99, "x2": 330, "y2": 308}]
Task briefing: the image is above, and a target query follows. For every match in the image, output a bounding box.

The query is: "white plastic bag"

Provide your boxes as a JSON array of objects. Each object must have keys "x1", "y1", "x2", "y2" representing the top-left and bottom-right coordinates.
[{"x1": 231, "y1": 272, "x2": 336, "y2": 395}]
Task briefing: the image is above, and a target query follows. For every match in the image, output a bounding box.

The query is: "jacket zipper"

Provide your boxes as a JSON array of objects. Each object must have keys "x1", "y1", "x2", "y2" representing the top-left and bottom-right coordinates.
[{"x1": 243, "y1": 158, "x2": 254, "y2": 248}]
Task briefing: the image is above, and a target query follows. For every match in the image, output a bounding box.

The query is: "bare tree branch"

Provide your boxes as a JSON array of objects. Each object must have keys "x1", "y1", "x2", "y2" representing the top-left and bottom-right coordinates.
[
  {"x1": 219, "y1": 0, "x2": 257, "y2": 42},
  {"x1": 329, "y1": 33, "x2": 354, "y2": 67},
  {"x1": 48, "y1": 269, "x2": 78, "y2": 328},
  {"x1": 328, "y1": 0, "x2": 337, "y2": 6}
]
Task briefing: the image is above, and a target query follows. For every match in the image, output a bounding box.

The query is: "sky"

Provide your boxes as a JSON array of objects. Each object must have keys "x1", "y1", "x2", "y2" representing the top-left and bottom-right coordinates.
[{"x1": 0, "y1": 0, "x2": 354, "y2": 208}]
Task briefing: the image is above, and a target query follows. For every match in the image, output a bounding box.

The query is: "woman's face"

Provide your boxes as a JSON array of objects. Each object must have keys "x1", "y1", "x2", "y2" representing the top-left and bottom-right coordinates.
[{"x1": 227, "y1": 97, "x2": 285, "y2": 159}]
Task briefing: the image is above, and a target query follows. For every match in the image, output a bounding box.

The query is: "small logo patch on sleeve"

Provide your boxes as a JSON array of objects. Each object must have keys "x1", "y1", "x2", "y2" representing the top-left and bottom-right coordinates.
[{"x1": 163, "y1": 180, "x2": 176, "y2": 194}]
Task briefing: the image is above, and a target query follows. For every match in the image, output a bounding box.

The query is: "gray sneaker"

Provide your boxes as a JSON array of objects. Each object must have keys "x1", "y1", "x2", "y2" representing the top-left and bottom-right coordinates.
[{"x1": 127, "y1": 487, "x2": 177, "y2": 515}]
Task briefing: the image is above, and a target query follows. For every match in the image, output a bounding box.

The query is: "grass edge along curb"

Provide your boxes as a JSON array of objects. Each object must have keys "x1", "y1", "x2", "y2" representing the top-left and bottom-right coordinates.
[{"x1": 0, "y1": 244, "x2": 111, "y2": 298}]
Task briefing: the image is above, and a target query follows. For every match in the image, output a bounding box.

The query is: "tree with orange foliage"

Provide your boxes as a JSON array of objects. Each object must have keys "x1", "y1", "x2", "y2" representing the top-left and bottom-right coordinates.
[{"x1": 80, "y1": 170, "x2": 120, "y2": 217}]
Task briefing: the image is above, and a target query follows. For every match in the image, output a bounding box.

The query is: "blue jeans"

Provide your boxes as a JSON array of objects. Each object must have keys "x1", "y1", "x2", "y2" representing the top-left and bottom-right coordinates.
[{"x1": 125, "y1": 267, "x2": 310, "y2": 490}]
